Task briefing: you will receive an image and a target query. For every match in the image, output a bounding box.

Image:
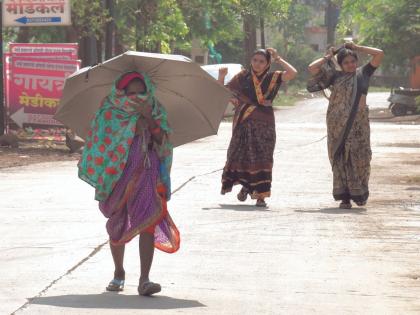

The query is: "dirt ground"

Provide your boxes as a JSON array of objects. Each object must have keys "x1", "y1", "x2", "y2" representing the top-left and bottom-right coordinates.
[
  {"x1": 370, "y1": 108, "x2": 420, "y2": 124},
  {"x1": 0, "y1": 140, "x2": 80, "y2": 169}
]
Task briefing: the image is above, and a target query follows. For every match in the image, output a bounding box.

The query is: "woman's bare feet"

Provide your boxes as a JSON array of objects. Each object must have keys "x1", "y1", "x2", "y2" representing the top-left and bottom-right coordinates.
[
  {"x1": 237, "y1": 187, "x2": 248, "y2": 202},
  {"x1": 339, "y1": 200, "x2": 352, "y2": 209},
  {"x1": 256, "y1": 199, "x2": 267, "y2": 207}
]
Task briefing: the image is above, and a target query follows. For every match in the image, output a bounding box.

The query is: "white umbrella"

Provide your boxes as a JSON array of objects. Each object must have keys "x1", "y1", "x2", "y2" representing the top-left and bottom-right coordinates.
[{"x1": 54, "y1": 51, "x2": 232, "y2": 147}]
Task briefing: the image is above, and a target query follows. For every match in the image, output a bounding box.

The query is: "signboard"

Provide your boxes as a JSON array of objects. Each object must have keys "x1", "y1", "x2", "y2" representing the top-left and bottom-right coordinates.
[
  {"x1": 7, "y1": 56, "x2": 79, "y2": 127},
  {"x1": 9, "y1": 43, "x2": 78, "y2": 59},
  {"x1": 3, "y1": 54, "x2": 11, "y2": 131},
  {"x1": 2, "y1": 0, "x2": 71, "y2": 27},
  {"x1": 10, "y1": 52, "x2": 75, "y2": 60}
]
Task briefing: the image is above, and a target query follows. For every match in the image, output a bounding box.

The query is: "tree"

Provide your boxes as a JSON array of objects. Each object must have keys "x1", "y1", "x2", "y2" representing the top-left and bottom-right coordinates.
[
  {"x1": 236, "y1": 0, "x2": 291, "y2": 63},
  {"x1": 177, "y1": 0, "x2": 243, "y2": 63},
  {"x1": 177, "y1": 0, "x2": 241, "y2": 43},
  {"x1": 71, "y1": 0, "x2": 110, "y2": 65},
  {"x1": 339, "y1": 0, "x2": 420, "y2": 70},
  {"x1": 273, "y1": 0, "x2": 319, "y2": 82},
  {"x1": 114, "y1": 0, "x2": 188, "y2": 53},
  {"x1": 277, "y1": 0, "x2": 312, "y2": 55}
]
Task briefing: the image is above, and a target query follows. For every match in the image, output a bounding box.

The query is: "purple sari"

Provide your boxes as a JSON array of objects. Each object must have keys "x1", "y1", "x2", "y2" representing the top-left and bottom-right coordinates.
[{"x1": 99, "y1": 134, "x2": 180, "y2": 253}]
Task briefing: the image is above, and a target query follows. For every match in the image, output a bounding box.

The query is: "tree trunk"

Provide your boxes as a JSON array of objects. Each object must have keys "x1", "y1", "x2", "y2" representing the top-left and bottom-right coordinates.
[
  {"x1": 81, "y1": 36, "x2": 98, "y2": 67},
  {"x1": 260, "y1": 17, "x2": 266, "y2": 49},
  {"x1": 97, "y1": 35, "x2": 103, "y2": 63},
  {"x1": 16, "y1": 28, "x2": 30, "y2": 42},
  {"x1": 65, "y1": 26, "x2": 79, "y2": 43},
  {"x1": 243, "y1": 14, "x2": 257, "y2": 64},
  {"x1": 114, "y1": 28, "x2": 125, "y2": 55},
  {"x1": 325, "y1": 0, "x2": 340, "y2": 46}
]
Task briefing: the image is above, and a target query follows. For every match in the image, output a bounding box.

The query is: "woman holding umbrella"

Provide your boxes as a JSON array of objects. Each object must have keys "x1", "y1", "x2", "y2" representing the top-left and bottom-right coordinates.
[
  {"x1": 218, "y1": 48, "x2": 297, "y2": 207},
  {"x1": 78, "y1": 71, "x2": 180, "y2": 296},
  {"x1": 307, "y1": 42, "x2": 384, "y2": 209}
]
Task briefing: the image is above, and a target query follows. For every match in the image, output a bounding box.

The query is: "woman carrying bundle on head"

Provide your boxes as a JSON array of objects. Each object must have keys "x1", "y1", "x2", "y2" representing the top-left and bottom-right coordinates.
[{"x1": 307, "y1": 42, "x2": 384, "y2": 209}]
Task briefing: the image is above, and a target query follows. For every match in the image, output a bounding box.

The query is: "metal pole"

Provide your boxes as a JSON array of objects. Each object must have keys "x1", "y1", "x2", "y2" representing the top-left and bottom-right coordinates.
[{"x1": 0, "y1": 0, "x2": 5, "y2": 136}]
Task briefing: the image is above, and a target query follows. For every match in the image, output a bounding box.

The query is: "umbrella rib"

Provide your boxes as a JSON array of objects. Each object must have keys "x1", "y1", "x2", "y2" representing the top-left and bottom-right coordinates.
[
  {"x1": 152, "y1": 74, "x2": 214, "y2": 81},
  {"x1": 146, "y1": 59, "x2": 168, "y2": 77},
  {"x1": 95, "y1": 64, "x2": 125, "y2": 74},
  {"x1": 158, "y1": 85, "x2": 217, "y2": 132}
]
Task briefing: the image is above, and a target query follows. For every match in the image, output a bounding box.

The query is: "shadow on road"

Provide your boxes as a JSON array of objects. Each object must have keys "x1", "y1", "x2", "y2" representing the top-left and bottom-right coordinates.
[
  {"x1": 29, "y1": 293, "x2": 205, "y2": 310},
  {"x1": 295, "y1": 208, "x2": 367, "y2": 215},
  {"x1": 202, "y1": 204, "x2": 270, "y2": 212}
]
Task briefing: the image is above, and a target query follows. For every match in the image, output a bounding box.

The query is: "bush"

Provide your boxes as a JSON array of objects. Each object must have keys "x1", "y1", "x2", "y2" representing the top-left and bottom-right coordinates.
[{"x1": 285, "y1": 44, "x2": 320, "y2": 84}]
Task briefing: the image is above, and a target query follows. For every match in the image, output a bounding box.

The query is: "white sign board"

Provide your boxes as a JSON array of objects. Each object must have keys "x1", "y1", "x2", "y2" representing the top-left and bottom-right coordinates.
[{"x1": 2, "y1": 0, "x2": 71, "y2": 27}]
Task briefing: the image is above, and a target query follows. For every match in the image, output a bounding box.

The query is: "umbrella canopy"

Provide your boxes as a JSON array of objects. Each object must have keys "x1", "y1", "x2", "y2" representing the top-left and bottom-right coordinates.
[{"x1": 54, "y1": 51, "x2": 232, "y2": 147}]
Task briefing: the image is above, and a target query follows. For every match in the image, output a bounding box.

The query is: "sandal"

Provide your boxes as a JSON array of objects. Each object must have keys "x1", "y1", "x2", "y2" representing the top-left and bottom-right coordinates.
[
  {"x1": 106, "y1": 278, "x2": 125, "y2": 292},
  {"x1": 237, "y1": 188, "x2": 248, "y2": 202},
  {"x1": 256, "y1": 199, "x2": 267, "y2": 207},
  {"x1": 339, "y1": 201, "x2": 352, "y2": 209},
  {"x1": 138, "y1": 281, "x2": 161, "y2": 296}
]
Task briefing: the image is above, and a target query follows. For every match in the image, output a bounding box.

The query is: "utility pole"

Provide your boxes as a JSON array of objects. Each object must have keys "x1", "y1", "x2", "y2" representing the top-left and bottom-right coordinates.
[
  {"x1": 0, "y1": 0, "x2": 5, "y2": 135},
  {"x1": 105, "y1": 0, "x2": 115, "y2": 60}
]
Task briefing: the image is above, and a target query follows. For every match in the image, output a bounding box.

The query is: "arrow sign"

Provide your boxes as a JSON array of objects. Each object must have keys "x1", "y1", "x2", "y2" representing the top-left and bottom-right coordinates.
[
  {"x1": 3, "y1": 0, "x2": 71, "y2": 27},
  {"x1": 10, "y1": 108, "x2": 62, "y2": 128},
  {"x1": 10, "y1": 108, "x2": 26, "y2": 128},
  {"x1": 15, "y1": 16, "x2": 62, "y2": 25}
]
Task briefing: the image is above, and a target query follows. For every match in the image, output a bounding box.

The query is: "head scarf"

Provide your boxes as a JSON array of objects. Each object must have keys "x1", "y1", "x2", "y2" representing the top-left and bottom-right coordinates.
[
  {"x1": 248, "y1": 49, "x2": 280, "y2": 105},
  {"x1": 78, "y1": 71, "x2": 173, "y2": 201},
  {"x1": 250, "y1": 49, "x2": 272, "y2": 77},
  {"x1": 117, "y1": 72, "x2": 145, "y2": 90}
]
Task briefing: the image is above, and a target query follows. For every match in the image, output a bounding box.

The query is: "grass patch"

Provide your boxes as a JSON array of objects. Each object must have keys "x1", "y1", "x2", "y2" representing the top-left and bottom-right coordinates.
[
  {"x1": 369, "y1": 86, "x2": 391, "y2": 93},
  {"x1": 274, "y1": 83, "x2": 310, "y2": 107},
  {"x1": 273, "y1": 94, "x2": 300, "y2": 107}
]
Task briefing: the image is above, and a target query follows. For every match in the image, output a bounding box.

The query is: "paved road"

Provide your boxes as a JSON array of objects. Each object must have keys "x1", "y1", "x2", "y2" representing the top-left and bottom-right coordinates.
[{"x1": 1, "y1": 93, "x2": 419, "y2": 314}]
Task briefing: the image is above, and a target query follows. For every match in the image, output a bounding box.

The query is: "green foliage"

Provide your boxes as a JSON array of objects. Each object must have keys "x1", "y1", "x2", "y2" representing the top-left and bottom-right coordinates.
[
  {"x1": 236, "y1": 0, "x2": 291, "y2": 21},
  {"x1": 3, "y1": 28, "x2": 19, "y2": 46},
  {"x1": 286, "y1": 44, "x2": 319, "y2": 81},
  {"x1": 71, "y1": 0, "x2": 110, "y2": 39},
  {"x1": 177, "y1": 0, "x2": 242, "y2": 45},
  {"x1": 276, "y1": 0, "x2": 312, "y2": 50},
  {"x1": 215, "y1": 38, "x2": 244, "y2": 64},
  {"x1": 339, "y1": 0, "x2": 420, "y2": 70},
  {"x1": 271, "y1": 0, "x2": 320, "y2": 83},
  {"x1": 114, "y1": 0, "x2": 188, "y2": 53}
]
